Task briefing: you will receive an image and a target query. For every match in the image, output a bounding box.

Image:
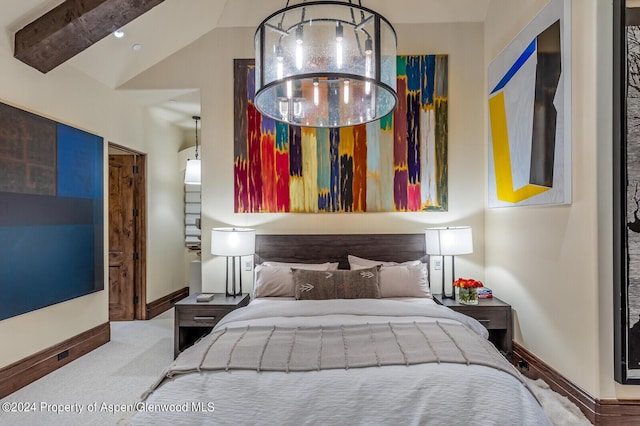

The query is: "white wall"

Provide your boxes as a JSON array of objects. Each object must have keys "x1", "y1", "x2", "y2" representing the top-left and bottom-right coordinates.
[
  {"x1": 122, "y1": 22, "x2": 487, "y2": 295},
  {"x1": 144, "y1": 109, "x2": 186, "y2": 302},
  {"x1": 484, "y1": 0, "x2": 636, "y2": 400},
  {"x1": 0, "y1": 50, "x2": 185, "y2": 366}
]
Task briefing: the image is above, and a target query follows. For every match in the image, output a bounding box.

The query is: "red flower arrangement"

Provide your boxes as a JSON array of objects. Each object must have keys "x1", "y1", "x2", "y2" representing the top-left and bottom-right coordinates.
[{"x1": 453, "y1": 278, "x2": 483, "y2": 289}]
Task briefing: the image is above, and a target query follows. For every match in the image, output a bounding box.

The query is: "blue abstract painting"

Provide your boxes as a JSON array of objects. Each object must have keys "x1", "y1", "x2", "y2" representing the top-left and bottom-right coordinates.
[{"x1": 0, "y1": 102, "x2": 103, "y2": 321}]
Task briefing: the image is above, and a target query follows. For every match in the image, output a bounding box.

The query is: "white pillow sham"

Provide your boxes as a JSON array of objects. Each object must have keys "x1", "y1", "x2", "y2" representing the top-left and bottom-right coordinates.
[
  {"x1": 347, "y1": 254, "x2": 421, "y2": 268},
  {"x1": 348, "y1": 255, "x2": 430, "y2": 298},
  {"x1": 254, "y1": 262, "x2": 337, "y2": 298},
  {"x1": 262, "y1": 261, "x2": 339, "y2": 270}
]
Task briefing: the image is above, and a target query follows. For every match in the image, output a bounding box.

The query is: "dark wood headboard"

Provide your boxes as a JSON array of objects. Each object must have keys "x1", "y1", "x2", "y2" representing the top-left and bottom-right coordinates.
[{"x1": 255, "y1": 234, "x2": 427, "y2": 270}]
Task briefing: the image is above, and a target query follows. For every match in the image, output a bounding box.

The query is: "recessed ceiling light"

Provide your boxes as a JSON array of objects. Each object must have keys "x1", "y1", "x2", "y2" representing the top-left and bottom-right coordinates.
[
  {"x1": 113, "y1": 29, "x2": 125, "y2": 38},
  {"x1": 132, "y1": 44, "x2": 142, "y2": 51}
]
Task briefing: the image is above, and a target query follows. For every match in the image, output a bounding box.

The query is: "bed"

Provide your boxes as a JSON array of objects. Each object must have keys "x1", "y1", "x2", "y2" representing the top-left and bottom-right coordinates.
[{"x1": 131, "y1": 234, "x2": 550, "y2": 425}]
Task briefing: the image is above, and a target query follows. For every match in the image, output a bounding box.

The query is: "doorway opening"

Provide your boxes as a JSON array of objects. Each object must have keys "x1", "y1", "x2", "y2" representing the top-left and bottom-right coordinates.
[{"x1": 108, "y1": 143, "x2": 147, "y2": 321}]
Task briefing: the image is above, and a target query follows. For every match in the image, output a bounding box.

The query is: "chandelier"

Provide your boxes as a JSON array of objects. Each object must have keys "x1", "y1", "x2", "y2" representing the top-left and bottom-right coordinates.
[{"x1": 254, "y1": 0, "x2": 397, "y2": 128}]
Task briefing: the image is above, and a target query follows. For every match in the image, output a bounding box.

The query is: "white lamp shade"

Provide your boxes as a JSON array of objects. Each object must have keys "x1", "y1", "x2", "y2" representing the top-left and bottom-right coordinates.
[
  {"x1": 211, "y1": 228, "x2": 256, "y2": 256},
  {"x1": 184, "y1": 159, "x2": 201, "y2": 185},
  {"x1": 425, "y1": 227, "x2": 473, "y2": 256}
]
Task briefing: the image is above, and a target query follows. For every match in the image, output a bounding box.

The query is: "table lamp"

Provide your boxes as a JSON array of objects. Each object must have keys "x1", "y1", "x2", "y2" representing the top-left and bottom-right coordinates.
[
  {"x1": 425, "y1": 226, "x2": 473, "y2": 299},
  {"x1": 211, "y1": 227, "x2": 256, "y2": 297}
]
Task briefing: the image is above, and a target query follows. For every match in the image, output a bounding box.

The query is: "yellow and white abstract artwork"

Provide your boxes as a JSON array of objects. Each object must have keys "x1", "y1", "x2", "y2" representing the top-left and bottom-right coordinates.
[{"x1": 487, "y1": 0, "x2": 571, "y2": 208}]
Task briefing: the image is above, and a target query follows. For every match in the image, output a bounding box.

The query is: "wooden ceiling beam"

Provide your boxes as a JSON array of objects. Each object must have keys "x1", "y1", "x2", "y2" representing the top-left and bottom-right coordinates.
[{"x1": 14, "y1": 0, "x2": 165, "y2": 74}]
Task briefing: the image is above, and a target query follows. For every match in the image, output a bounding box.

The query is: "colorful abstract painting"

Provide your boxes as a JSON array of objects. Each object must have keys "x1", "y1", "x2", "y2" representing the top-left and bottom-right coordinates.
[
  {"x1": 234, "y1": 55, "x2": 448, "y2": 213},
  {"x1": 487, "y1": 0, "x2": 571, "y2": 208}
]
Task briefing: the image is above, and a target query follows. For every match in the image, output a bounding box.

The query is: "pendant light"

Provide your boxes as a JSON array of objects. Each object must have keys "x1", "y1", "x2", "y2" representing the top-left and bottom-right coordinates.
[
  {"x1": 254, "y1": 0, "x2": 397, "y2": 128},
  {"x1": 184, "y1": 115, "x2": 201, "y2": 185}
]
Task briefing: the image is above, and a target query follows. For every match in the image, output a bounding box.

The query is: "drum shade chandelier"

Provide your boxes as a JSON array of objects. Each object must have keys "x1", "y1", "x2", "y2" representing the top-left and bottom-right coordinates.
[{"x1": 254, "y1": 0, "x2": 397, "y2": 128}]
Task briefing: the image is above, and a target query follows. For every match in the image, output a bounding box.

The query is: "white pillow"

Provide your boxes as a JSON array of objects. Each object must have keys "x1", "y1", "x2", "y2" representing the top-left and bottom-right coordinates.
[
  {"x1": 347, "y1": 254, "x2": 421, "y2": 268},
  {"x1": 262, "y1": 261, "x2": 339, "y2": 270},
  {"x1": 379, "y1": 264, "x2": 430, "y2": 298},
  {"x1": 254, "y1": 262, "x2": 337, "y2": 298},
  {"x1": 348, "y1": 255, "x2": 430, "y2": 298}
]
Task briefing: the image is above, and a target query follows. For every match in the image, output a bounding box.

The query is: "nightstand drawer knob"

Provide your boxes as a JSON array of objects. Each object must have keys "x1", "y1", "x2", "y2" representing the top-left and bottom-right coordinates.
[
  {"x1": 193, "y1": 316, "x2": 216, "y2": 322},
  {"x1": 477, "y1": 319, "x2": 490, "y2": 324}
]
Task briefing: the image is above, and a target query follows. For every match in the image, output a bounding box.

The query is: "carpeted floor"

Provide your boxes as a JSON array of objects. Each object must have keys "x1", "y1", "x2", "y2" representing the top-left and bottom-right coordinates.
[
  {"x1": 0, "y1": 308, "x2": 592, "y2": 425},
  {"x1": 1, "y1": 310, "x2": 175, "y2": 426}
]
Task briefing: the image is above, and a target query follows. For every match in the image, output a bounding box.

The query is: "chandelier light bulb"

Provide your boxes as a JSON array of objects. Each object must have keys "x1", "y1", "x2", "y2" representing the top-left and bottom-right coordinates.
[
  {"x1": 296, "y1": 24, "x2": 304, "y2": 44},
  {"x1": 313, "y1": 78, "x2": 320, "y2": 106},
  {"x1": 279, "y1": 98, "x2": 289, "y2": 119},
  {"x1": 343, "y1": 79, "x2": 350, "y2": 105},
  {"x1": 296, "y1": 44, "x2": 303, "y2": 70},
  {"x1": 276, "y1": 45, "x2": 284, "y2": 79},
  {"x1": 286, "y1": 80, "x2": 293, "y2": 98}
]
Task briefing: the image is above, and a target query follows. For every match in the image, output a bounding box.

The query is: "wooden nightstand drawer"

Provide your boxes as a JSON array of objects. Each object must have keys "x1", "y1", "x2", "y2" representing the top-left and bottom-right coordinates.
[
  {"x1": 177, "y1": 307, "x2": 231, "y2": 327},
  {"x1": 454, "y1": 307, "x2": 508, "y2": 329}
]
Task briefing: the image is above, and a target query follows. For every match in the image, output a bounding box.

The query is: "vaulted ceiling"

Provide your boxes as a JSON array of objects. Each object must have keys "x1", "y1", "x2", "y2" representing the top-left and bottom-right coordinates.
[{"x1": 1, "y1": 0, "x2": 490, "y2": 129}]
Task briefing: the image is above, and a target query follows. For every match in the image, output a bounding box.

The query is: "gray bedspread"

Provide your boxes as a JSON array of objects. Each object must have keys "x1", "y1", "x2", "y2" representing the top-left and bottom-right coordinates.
[
  {"x1": 165, "y1": 321, "x2": 523, "y2": 381},
  {"x1": 133, "y1": 299, "x2": 551, "y2": 426}
]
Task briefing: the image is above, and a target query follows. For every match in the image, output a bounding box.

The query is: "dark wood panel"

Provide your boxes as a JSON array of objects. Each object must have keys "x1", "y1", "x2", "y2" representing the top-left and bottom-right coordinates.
[
  {"x1": 14, "y1": 0, "x2": 165, "y2": 73},
  {"x1": 255, "y1": 234, "x2": 428, "y2": 270},
  {"x1": 516, "y1": 341, "x2": 640, "y2": 424},
  {"x1": 134, "y1": 156, "x2": 147, "y2": 320},
  {"x1": 108, "y1": 262, "x2": 130, "y2": 320},
  {"x1": 108, "y1": 155, "x2": 135, "y2": 321},
  {"x1": 107, "y1": 144, "x2": 147, "y2": 320},
  {"x1": 0, "y1": 323, "x2": 109, "y2": 398},
  {"x1": 145, "y1": 286, "x2": 189, "y2": 320},
  {"x1": 513, "y1": 341, "x2": 596, "y2": 423},
  {"x1": 598, "y1": 400, "x2": 640, "y2": 425}
]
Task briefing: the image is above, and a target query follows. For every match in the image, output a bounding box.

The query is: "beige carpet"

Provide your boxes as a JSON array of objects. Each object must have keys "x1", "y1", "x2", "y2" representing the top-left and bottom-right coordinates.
[
  {"x1": 0, "y1": 308, "x2": 592, "y2": 425},
  {"x1": 0, "y1": 310, "x2": 175, "y2": 426}
]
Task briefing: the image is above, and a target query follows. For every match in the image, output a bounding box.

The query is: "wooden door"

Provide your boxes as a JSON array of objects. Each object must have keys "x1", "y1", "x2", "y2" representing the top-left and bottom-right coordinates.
[{"x1": 108, "y1": 154, "x2": 136, "y2": 321}]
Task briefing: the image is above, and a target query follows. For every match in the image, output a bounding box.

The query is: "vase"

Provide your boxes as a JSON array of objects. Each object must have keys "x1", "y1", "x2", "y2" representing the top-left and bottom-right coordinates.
[{"x1": 458, "y1": 287, "x2": 478, "y2": 305}]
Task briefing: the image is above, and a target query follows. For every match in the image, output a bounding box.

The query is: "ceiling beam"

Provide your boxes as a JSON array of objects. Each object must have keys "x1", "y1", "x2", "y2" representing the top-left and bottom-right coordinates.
[{"x1": 14, "y1": 0, "x2": 165, "y2": 74}]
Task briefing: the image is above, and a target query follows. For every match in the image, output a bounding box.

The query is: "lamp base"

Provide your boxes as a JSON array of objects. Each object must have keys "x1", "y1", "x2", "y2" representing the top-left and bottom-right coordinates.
[
  {"x1": 225, "y1": 256, "x2": 243, "y2": 298},
  {"x1": 440, "y1": 256, "x2": 455, "y2": 300}
]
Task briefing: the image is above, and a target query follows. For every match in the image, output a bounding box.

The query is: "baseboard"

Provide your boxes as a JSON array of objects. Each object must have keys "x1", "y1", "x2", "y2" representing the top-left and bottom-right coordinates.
[
  {"x1": 513, "y1": 341, "x2": 640, "y2": 425},
  {"x1": 145, "y1": 286, "x2": 188, "y2": 319},
  {"x1": 513, "y1": 341, "x2": 597, "y2": 422},
  {"x1": 0, "y1": 322, "x2": 110, "y2": 399}
]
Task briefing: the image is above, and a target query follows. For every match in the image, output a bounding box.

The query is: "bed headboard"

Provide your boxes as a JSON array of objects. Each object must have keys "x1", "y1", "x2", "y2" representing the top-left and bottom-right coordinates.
[{"x1": 255, "y1": 234, "x2": 427, "y2": 270}]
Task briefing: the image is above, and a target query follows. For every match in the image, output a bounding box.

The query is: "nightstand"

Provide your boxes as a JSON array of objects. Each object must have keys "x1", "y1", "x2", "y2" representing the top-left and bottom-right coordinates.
[
  {"x1": 432, "y1": 293, "x2": 513, "y2": 359},
  {"x1": 174, "y1": 293, "x2": 250, "y2": 358}
]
